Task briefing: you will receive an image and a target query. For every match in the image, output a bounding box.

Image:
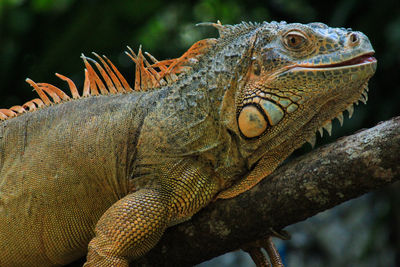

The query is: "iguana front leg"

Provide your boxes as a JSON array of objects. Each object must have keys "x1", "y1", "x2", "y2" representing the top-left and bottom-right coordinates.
[
  {"x1": 84, "y1": 188, "x2": 169, "y2": 266},
  {"x1": 84, "y1": 159, "x2": 220, "y2": 266}
]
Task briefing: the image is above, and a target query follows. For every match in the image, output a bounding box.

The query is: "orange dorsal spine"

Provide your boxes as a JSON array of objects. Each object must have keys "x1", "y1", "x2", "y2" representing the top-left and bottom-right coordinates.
[{"x1": 0, "y1": 38, "x2": 216, "y2": 121}]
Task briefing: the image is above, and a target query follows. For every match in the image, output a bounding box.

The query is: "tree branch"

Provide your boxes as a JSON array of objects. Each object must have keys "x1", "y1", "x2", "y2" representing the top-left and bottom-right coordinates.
[{"x1": 136, "y1": 116, "x2": 400, "y2": 266}]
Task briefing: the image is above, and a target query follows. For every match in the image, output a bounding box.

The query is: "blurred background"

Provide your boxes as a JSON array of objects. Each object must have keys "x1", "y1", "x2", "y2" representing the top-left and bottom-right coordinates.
[{"x1": 0, "y1": 0, "x2": 399, "y2": 266}]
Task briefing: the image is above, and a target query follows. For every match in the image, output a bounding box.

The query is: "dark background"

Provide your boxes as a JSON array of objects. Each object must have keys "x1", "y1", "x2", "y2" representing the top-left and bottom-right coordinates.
[{"x1": 0, "y1": 0, "x2": 399, "y2": 266}]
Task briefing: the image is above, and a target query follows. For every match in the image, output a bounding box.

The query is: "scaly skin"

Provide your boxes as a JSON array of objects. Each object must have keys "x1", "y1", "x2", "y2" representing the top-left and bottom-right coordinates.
[{"x1": 0, "y1": 21, "x2": 376, "y2": 266}]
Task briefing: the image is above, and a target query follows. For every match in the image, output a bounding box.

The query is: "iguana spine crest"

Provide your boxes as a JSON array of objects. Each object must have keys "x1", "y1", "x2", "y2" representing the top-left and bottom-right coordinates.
[{"x1": 0, "y1": 39, "x2": 214, "y2": 122}]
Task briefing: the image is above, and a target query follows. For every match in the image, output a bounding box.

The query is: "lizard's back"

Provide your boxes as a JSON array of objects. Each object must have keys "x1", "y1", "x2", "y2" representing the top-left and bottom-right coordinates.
[{"x1": 0, "y1": 91, "x2": 155, "y2": 266}]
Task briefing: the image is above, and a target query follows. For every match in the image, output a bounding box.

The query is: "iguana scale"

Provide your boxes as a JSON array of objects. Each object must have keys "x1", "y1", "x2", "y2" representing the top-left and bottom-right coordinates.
[{"x1": 0, "y1": 21, "x2": 376, "y2": 266}]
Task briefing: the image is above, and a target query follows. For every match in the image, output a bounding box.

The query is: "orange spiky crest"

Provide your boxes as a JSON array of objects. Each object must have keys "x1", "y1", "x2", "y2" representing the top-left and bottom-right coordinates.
[{"x1": 0, "y1": 38, "x2": 216, "y2": 121}]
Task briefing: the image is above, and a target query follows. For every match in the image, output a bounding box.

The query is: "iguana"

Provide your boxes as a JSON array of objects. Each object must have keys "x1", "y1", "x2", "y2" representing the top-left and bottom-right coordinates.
[{"x1": 0, "y1": 20, "x2": 376, "y2": 267}]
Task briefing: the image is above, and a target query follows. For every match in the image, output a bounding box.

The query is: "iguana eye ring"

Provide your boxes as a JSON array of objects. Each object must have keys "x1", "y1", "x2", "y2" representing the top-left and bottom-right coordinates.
[{"x1": 283, "y1": 31, "x2": 308, "y2": 49}]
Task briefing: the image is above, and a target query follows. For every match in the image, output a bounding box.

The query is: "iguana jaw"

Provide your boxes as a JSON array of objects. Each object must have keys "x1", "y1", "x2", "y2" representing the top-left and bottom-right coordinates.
[
  {"x1": 303, "y1": 81, "x2": 369, "y2": 147},
  {"x1": 289, "y1": 53, "x2": 376, "y2": 145}
]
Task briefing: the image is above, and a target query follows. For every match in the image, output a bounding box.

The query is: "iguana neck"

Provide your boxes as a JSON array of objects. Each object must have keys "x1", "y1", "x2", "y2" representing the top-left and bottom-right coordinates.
[
  {"x1": 177, "y1": 34, "x2": 253, "y2": 124},
  {"x1": 134, "y1": 44, "x2": 251, "y2": 182}
]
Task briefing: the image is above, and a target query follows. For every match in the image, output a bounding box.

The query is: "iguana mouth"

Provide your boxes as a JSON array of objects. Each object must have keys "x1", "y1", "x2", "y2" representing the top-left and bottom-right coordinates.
[
  {"x1": 300, "y1": 52, "x2": 376, "y2": 69},
  {"x1": 334, "y1": 53, "x2": 375, "y2": 67}
]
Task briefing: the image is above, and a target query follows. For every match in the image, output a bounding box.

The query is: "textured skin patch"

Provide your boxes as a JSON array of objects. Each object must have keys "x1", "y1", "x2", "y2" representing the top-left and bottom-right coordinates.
[
  {"x1": 287, "y1": 103, "x2": 299, "y2": 113},
  {"x1": 259, "y1": 99, "x2": 284, "y2": 126},
  {"x1": 238, "y1": 105, "x2": 267, "y2": 138},
  {"x1": 278, "y1": 98, "x2": 291, "y2": 107}
]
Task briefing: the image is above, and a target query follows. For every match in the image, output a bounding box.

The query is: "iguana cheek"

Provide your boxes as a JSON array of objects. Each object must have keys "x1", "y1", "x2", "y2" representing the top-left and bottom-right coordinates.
[{"x1": 238, "y1": 105, "x2": 267, "y2": 138}]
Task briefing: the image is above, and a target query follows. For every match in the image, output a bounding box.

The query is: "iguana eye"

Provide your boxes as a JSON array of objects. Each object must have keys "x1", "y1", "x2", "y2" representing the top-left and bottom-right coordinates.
[{"x1": 283, "y1": 31, "x2": 308, "y2": 49}]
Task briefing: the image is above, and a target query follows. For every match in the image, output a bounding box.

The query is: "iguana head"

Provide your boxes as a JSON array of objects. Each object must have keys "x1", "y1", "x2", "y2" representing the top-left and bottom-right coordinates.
[{"x1": 211, "y1": 21, "x2": 376, "y2": 178}]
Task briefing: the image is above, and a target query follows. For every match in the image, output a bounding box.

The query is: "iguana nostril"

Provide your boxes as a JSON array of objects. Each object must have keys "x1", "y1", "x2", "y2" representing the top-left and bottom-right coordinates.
[{"x1": 349, "y1": 33, "x2": 360, "y2": 46}]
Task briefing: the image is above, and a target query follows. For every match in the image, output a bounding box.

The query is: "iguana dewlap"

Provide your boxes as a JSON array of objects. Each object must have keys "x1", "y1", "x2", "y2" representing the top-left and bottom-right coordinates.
[{"x1": 0, "y1": 21, "x2": 376, "y2": 266}]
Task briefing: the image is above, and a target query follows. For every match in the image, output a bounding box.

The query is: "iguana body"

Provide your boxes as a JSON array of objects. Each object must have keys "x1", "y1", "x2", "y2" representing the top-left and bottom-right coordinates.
[{"x1": 0, "y1": 21, "x2": 376, "y2": 266}]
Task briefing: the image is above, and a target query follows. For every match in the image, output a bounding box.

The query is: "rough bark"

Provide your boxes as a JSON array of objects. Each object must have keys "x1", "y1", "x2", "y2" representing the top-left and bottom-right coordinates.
[{"x1": 136, "y1": 116, "x2": 400, "y2": 266}]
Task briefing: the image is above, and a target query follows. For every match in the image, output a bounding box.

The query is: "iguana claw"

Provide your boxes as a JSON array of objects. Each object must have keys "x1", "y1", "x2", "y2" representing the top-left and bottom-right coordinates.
[
  {"x1": 242, "y1": 229, "x2": 290, "y2": 267},
  {"x1": 269, "y1": 227, "x2": 291, "y2": 241}
]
